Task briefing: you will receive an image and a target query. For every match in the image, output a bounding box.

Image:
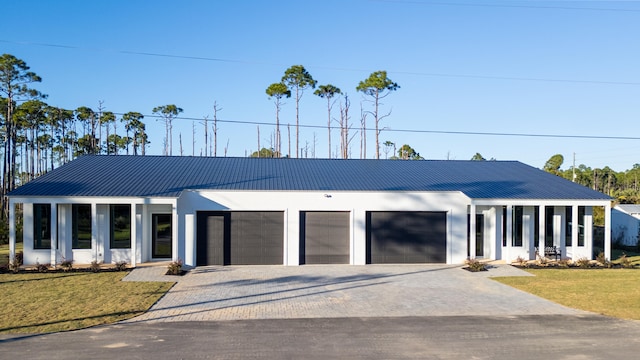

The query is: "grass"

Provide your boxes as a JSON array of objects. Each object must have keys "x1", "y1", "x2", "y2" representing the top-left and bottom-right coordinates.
[
  {"x1": 0, "y1": 242, "x2": 23, "y2": 266},
  {"x1": 494, "y1": 269, "x2": 640, "y2": 320},
  {"x1": 0, "y1": 271, "x2": 173, "y2": 334}
]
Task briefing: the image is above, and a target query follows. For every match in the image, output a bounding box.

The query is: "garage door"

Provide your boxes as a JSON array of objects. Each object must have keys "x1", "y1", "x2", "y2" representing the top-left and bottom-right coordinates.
[
  {"x1": 300, "y1": 211, "x2": 350, "y2": 264},
  {"x1": 196, "y1": 211, "x2": 284, "y2": 265},
  {"x1": 366, "y1": 211, "x2": 446, "y2": 264}
]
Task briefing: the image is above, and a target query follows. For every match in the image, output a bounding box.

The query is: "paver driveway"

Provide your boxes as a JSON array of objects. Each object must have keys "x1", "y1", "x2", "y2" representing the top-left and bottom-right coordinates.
[{"x1": 123, "y1": 264, "x2": 585, "y2": 323}]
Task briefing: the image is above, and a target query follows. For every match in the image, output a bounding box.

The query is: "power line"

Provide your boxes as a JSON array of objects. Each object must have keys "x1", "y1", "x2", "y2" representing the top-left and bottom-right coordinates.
[
  {"x1": 372, "y1": 0, "x2": 640, "y2": 13},
  {"x1": 113, "y1": 112, "x2": 640, "y2": 141},
  {"x1": 2, "y1": 39, "x2": 640, "y2": 86}
]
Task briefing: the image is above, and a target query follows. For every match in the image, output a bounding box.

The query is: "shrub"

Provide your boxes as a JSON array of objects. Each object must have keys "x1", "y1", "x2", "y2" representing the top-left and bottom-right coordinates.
[
  {"x1": 596, "y1": 252, "x2": 611, "y2": 268},
  {"x1": 14, "y1": 251, "x2": 23, "y2": 266},
  {"x1": 575, "y1": 257, "x2": 591, "y2": 269},
  {"x1": 59, "y1": 258, "x2": 73, "y2": 272},
  {"x1": 113, "y1": 261, "x2": 128, "y2": 271},
  {"x1": 557, "y1": 258, "x2": 571, "y2": 268},
  {"x1": 618, "y1": 254, "x2": 633, "y2": 269},
  {"x1": 35, "y1": 262, "x2": 50, "y2": 273},
  {"x1": 166, "y1": 258, "x2": 183, "y2": 275},
  {"x1": 465, "y1": 258, "x2": 487, "y2": 272},
  {"x1": 537, "y1": 256, "x2": 549, "y2": 267},
  {"x1": 90, "y1": 260, "x2": 101, "y2": 273},
  {"x1": 514, "y1": 256, "x2": 526, "y2": 265}
]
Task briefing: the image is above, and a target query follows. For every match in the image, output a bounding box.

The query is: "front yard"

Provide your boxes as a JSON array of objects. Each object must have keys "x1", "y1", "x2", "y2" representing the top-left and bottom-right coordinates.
[
  {"x1": 0, "y1": 271, "x2": 173, "y2": 334},
  {"x1": 494, "y1": 268, "x2": 640, "y2": 320}
]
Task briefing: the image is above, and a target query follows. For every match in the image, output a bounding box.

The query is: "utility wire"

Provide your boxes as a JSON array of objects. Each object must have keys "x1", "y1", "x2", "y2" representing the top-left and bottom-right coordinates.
[
  {"x1": 113, "y1": 112, "x2": 640, "y2": 141},
  {"x1": 2, "y1": 39, "x2": 639, "y2": 86}
]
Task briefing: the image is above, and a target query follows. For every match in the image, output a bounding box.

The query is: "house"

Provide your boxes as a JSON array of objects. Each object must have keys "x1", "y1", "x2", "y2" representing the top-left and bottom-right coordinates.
[
  {"x1": 7, "y1": 155, "x2": 612, "y2": 267},
  {"x1": 611, "y1": 204, "x2": 640, "y2": 247}
]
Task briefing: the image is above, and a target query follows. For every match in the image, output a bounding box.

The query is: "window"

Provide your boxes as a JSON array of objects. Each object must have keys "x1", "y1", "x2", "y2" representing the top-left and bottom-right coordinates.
[
  {"x1": 72, "y1": 204, "x2": 92, "y2": 249},
  {"x1": 565, "y1": 207, "x2": 573, "y2": 247},
  {"x1": 110, "y1": 205, "x2": 131, "y2": 249},
  {"x1": 578, "y1": 206, "x2": 585, "y2": 246},
  {"x1": 512, "y1": 206, "x2": 523, "y2": 247},
  {"x1": 34, "y1": 204, "x2": 51, "y2": 249}
]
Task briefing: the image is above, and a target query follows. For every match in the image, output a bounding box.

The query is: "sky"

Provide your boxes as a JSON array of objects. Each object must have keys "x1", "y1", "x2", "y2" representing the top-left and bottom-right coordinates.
[{"x1": 2, "y1": 0, "x2": 640, "y2": 171}]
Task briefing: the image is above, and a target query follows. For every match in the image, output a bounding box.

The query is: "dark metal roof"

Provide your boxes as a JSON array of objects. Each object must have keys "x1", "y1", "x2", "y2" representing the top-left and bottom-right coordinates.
[{"x1": 7, "y1": 155, "x2": 611, "y2": 200}]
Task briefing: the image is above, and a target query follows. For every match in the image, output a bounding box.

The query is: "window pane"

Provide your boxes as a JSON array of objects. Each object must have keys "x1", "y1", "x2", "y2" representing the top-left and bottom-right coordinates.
[
  {"x1": 110, "y1": 205, "x2": 131, "y2": 249},
  {"x1": 512, "y1": 206, "x2": 523, "y2": 247},
  {"x1": 565, "y1": 207, "x2": 573, "y2": 247},
  {"x1": 578, "y1": 206, "x2": 585, "y2": 247},
  {"x1": 34, "y1": 204, "x2": 51, "y2": 249},
  {"x1": 72, "y1": 204, "x2": 92, "y2": 249}
]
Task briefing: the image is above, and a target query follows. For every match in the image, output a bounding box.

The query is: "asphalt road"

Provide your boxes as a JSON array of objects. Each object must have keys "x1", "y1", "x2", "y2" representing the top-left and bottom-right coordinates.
[{"x1": 2, "y1": 315, "x2": 640, "y2": 359}]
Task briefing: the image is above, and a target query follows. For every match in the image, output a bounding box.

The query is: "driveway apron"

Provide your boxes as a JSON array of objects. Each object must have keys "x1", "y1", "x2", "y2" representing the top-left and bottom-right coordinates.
[{"x1": 123, "y1": 264, "x2": 585, "y2": 323}]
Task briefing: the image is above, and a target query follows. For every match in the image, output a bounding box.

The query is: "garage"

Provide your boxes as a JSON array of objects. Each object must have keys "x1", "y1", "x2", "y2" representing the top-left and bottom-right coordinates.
[
  {"x1": 300, "y1": 211, "x2": 350, "y2": 264},
  {"x1": 366, "y1": 211, "x2": 447, "y2": 264},
  {"x1": 196, "y1": 211, "x2": 284, "y2": 265}
]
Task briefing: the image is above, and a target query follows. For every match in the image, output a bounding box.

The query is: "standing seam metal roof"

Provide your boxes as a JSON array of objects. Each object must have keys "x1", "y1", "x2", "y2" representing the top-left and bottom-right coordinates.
[{"x1": 7, "y1": 155, "x2": 611, "y2": 200}]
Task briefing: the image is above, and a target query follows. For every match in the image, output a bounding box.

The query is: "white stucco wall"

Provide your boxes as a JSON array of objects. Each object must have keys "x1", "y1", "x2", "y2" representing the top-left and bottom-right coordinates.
[{"x1": 177, "y1": 190, "x2": 471, "y2": 266}]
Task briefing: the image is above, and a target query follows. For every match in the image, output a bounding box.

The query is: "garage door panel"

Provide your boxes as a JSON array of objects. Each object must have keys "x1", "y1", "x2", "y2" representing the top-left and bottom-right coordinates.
[
  {"x1": 301, "y1": 211, "x2": 350, "y2": 264},
  {"x1": 197, "y1": 211, "x2": 284, "y2": 265},
  {"x1": 367, "y1": 211, "x2": 446, "y2": 264}
]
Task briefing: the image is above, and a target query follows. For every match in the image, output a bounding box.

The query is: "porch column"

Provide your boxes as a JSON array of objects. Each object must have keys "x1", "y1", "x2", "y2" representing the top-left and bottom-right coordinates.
[
  {"x1": 469, "y1": 203, "x2": 476, "y2": 259},
  {"x1": 571, "y1": 205, "x2": 578, "y2": 260},
  {"x1": 131, "y1": 204, "x2": 138, "y2": 267},
  {"x1": 184, "y1": 213, "x2": 195, "y2": 267},
  {"x1": 553, "y1": 206, "x2": 565, "y2": 250},
  {"x1": 50, "y1": 203, "x2": 58, "y2": 266},
  {"x1": 524, "y1": 207, "x2": 535, "y2": 259},
  {"x1": 172, "y1": 205, "x2": 179, "y2": 262},
  {"x1": 604, "y1": 204, "x2": 611, "y2": 261},
  {"x1": 494, "y1": 207, "x2": 502, "y2": 260},
  {"x1": 538, "y1": 205, "x2": 545, "y2": 260},
  {"x1": 91, "y1": 203, "x2": 98, "y2": 262},
  {"x1": 9, "y1": 200, "x2": 16, "y2": 265},
  {"x1": 505, "y1": 205, "x2": 513, "y2": 263}
]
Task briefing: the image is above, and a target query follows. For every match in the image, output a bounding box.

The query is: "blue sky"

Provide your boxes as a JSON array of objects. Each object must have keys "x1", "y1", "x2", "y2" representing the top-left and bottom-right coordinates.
[{"x1": 2, "y1": 0, "x2": 639, "y2": 171}]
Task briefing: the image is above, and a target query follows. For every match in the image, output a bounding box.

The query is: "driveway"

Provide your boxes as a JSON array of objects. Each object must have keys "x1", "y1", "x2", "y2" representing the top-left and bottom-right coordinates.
[{"x1": 123, "y1": 264, "x2": 585, "y2": 323}]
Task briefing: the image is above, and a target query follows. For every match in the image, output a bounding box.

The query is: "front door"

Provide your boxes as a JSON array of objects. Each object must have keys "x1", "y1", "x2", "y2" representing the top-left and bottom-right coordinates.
[{"x1": 152, "y1": 214, "x2": 172, "y2": 258}]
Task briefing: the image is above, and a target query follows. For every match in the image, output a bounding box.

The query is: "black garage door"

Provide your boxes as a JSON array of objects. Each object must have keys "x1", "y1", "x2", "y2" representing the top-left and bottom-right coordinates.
[
  {"x1": 366, "y1": 211, "x2": 446, "y2": 264},
  {"x1": 300, "y1": 211, "x2": 350, "y2": 264},
  {"x1": 197, "y1": 211, "x2": 284, "y2": 265}
]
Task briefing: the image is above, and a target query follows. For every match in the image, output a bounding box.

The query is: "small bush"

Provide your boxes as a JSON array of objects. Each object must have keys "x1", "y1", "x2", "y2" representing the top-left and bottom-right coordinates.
[
  {"x1": 14, "y1": 251, "x2": 23, "y2": 266},
  {"x1": 166, "y1": 258, "x2": 183, "y2": 275},
  {"x1": 465, "y1": 258, "x2": 487, "y2": 272},
  {"x1": 514, "y1": 256, "x2": 526, "y2": 265},
  {"x1": 618, "y1": 254, "x2": 633, "y2": 269},
  {"x1": 90, "y1": 260, "x2": 101, "y2": 273},
  {"x1": 557, "y1": 258, "x2": 571, "y2": 268},
  {"x1": 596, "y1": 252, "x2": 611, "y2": 268},
  {"x1": 59, "y1": 258, "x2": 73, "y2": 272},
  {"x1": 35, "y1": 262, "x2": 50, "y2": 273},
  {"x1": 537, "y1": 256, "x2": 549, "y2": 267},
  {"x1": 113, "y1": 261, "x2": 128, "y2": 271},
  {"x1": 575, "y1": 257, "x2": 591, "y2": 269}
]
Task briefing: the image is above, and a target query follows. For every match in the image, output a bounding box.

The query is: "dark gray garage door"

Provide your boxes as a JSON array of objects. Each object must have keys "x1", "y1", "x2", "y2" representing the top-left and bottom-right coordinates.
[
  {"x1": 197, "y1": 211, "x2": 284, "y2": 265},
  {"x1": 300, "y1": 211, "x2": 350, "y2": 264},
  {"x1": 366, "y1": 211, "x2": 446, "y2": 264}
]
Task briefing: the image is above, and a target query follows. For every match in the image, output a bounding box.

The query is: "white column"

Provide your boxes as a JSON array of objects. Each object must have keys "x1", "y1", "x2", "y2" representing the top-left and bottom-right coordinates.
[
  {"x1": 469, "y1": 203, "x2": 476, "y2": 259},
  {"x1": 488, "y1": 207, "x2": 497, "y2": 260},
  {"x1": 9, "y1": 200, "x2": 16, "y2": 265},
  {"x1": 130, "y1": 204, "x2": 137, "y2": 267},
  {"x1": 184, "y1": 214, "x2": 195, "y2": 267},
  {"x1": 538, "y1": 205, "x2": 545, "y2": 260},
  {"x1": 604, "y1": 204, "x2": 611, "y2": 261},
  {"x1": 91, "y1": 203, "x2": 98, "y2": 262},
  {"x1": 553, "y1": 206, "x2": 565, "y2": 249},
  {"x1": 505, "y1": 205, "x2": 513, "y2": 263},
  {"x1": 494, "y1": 207, "x2": 502, "y2": 260},
  {"x1": 50, "y1": 203, "x2": 58, "y2": 266},
  {"x1": 571, "y1": 205, "x2": 578, "y2": 259},
  {"x1": 523, "y1": 207, "x2": 535, "y2": 258},
  {"x1": 172, "y1": 205, "x2": 179, "y2": 262}
]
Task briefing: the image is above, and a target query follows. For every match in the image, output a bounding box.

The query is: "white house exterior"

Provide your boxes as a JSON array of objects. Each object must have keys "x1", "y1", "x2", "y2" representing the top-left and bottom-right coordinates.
[
  {"x1": 611, "y1": 204, "x2": 640, "y2": 247},
  {"x1": 7, "y1": 156, "x2": 612, "y2": 267}
]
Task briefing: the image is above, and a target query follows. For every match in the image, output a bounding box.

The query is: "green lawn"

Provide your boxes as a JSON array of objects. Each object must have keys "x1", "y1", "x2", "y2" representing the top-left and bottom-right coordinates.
[
  {"x1": 494, "y1": 269, "x2": 640, "y2": 320},
  {"x1": 0, "y1": 242, "x2": 23, "y2": 266},
  {"x1": 0, "y1": 271, "x2": 173, "y2": 334}
]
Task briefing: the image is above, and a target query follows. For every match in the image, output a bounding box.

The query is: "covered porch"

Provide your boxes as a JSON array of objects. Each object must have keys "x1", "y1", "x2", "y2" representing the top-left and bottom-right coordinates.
[
  {"x1": 467, "y1": 200, "x2": 612, "y2": 263},
  {"x1": 7, "y1": 196, "x2": 179, "y2": 267}
]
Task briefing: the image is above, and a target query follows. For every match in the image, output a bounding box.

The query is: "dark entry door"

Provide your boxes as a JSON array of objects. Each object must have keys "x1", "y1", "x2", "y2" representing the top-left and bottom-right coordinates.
[
  {"x1": 366, "y1": 211, "x2": 447, "y2": 264},
  {"x1": 197, "y1": 211, "x2": 284, "y2": 265},
  {"x1": 152, "y1": 214, "x2": 172, "y2": 258},
  {"x1": 300, "y1": 211, "x2": 350, "y2": 264}
]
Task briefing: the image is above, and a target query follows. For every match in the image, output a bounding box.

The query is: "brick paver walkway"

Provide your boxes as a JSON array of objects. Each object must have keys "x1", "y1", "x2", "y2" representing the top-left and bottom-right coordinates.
[{"x1": 123, "y1": 264, "x2": 585, "y2": 323}]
